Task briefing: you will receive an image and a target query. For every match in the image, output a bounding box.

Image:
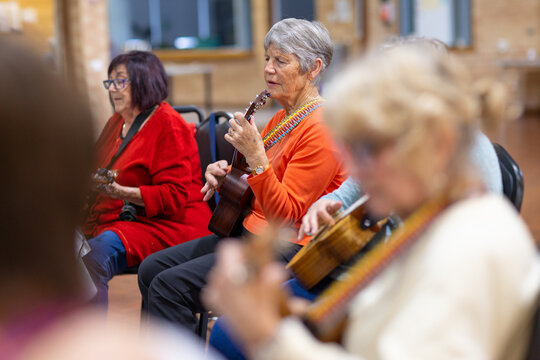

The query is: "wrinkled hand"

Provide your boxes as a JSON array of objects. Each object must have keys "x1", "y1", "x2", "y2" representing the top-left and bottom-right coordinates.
[
  {"x1": 95, "y1": 181, "x2": 123, "y2": 199},
  {"x1": 94, "y1": 181, "x2": 144, "y2": 206},
  {"x1": 298, "y1": 199, "x2": 343, "y2": 240},
  {"x1": 201, "y1": 160, "x2": 229, "y2": 201},
  {"x1": 225, "y1": 112, "x2": 267, "y2": 170},
  {"x1": 202, "y1": 240, "x2": 286, "y2": 354}
]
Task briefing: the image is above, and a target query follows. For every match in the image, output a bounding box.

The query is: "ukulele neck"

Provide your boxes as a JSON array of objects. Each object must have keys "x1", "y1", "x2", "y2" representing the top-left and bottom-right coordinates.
[{"x1": 230, "y1": 113, "x2": 256, "y2": 171}]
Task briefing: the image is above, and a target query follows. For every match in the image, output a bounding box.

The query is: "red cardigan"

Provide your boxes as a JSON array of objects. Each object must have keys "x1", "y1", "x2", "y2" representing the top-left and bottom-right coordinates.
[{"x1": 83, "y1": 102, "x2": 212, "y2": 266}]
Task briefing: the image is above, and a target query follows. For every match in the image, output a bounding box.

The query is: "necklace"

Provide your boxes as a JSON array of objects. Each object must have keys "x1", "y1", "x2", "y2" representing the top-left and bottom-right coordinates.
[
  {"x1": 262, "y1": 98, "x2": 322, "y2": 151},
  {"x1": 119, "y1": 122, "x2": 126, "y2": 139}
]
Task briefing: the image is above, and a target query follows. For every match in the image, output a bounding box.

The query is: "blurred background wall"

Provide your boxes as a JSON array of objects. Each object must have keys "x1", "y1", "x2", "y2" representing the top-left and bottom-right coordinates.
[{"x1": 0, "y1": 0, "x2": 538, "y2": 130}]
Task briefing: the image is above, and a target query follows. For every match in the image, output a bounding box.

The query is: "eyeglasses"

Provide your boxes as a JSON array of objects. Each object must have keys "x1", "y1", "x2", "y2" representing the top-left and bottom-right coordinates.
[
  {"x1": 103, "y1": 78, "x2": 130, "y2": 90},
  {"x1": 347, "y1": 138, "x2": 395, "y2": 168}
]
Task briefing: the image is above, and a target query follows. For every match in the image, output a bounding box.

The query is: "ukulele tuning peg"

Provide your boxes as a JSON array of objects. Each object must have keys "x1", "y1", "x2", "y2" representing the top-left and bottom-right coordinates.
[{"x1": 362, "y1": 218, "x2": 372, "y2": 228}]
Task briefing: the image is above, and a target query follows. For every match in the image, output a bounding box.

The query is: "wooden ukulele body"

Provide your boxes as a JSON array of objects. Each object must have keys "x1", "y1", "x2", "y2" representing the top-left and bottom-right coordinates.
[
  {"x1": 207, "y1": 90, "x2": 270, "y2": 237},
  {"x1": 287, "y1": 196, "x2": 383, "y2": 289},
  {"x1": 208, "y1": 166, "x2": 253, "y2": 237}
]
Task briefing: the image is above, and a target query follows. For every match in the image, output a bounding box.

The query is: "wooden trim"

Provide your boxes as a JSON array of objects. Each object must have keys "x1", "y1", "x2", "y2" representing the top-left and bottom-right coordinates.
[{"x1": 153, "y1": 48, "x2": 253, "y2": 62}]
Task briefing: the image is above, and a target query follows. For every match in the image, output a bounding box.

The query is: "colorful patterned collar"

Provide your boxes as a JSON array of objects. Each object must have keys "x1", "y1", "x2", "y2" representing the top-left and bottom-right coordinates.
[{"x1": 263, "y1": 99, "x2": 323, "y2": 152}]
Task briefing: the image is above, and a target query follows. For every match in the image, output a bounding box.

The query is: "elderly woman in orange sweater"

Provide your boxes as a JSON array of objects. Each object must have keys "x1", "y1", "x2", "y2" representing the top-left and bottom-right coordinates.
[{"x1": 138, "y1": 18, "x2": 348, "y2": 333}]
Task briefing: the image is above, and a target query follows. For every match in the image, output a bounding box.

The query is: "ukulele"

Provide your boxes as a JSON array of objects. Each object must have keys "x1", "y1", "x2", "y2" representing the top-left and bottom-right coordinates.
[
  {"x1": 92, "y1": 168, "x2": 119, "y2": 186},
  {"x1": 208, "y1": 90, "x2": 271, "y2": 237},
  {"x1": 242, "y1": 224, "x2": 367, "y2": 343},
  {"x1": 287, "y1": 195, "x2": 385, "y2": 289},
  {"x1": 83, "y1": 168, "x2": 119, "y2": 215}
]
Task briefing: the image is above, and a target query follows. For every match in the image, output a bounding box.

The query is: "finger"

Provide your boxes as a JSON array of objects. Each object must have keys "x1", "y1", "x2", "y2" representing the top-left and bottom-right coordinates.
[
  {"x1": 307, "y1": 213, "x2": 319, "y2": 236},
  {"x1": 288, "y1": 297, "x2": 311, "y2": 317},
  {"x1": 233, "y1": 112, "x2": 249, "y2": 127},
  {"x1": 217, "y1": 241, "x2": 246, "y2": 280},
  {"x1": 205, "y1": 161, "x2": 219, "y2": 173},
  {"x1": 210, "y1": 166, "x2": 228, "y2": 177},
  {"x1": 297, "y1": 225, "x2": 307, "y2": 241},
  {"x1": 203, "y1": 188, "x2": 215, "y2": 202},
  {"x1": 319, "y1": 210, "x2": 334, "y2": 227},
  {"x1": 205, "y1": 175, "x2": 218, "y2": 188},
  {"x1": 321, "y1": 201, "x2": 342, "y2": 226},
  {"x1": 217, "y1": 160, "x2": 229, "y2": 170},
  {"x1": 224, "y1": 133, "x2": 235, "y2": 145},
  {"x1": 327, "y1": 201, "x2": 343, "y2": 214},
  {"x1": 206, "y1": 163, "x2": 227, "y2": 178},
  {"x1": 261, "y1": 262, "x2": 287, "y2": 288},
  {"x1": 247, "y1": 116, "x2": 259, "y2": 130},
  {"x1": 298, "y1": 216, "x2": 310, "y2": 240},
  {"x1": 201, "y1": 182, "x2": 211, "y2": 194},
  {"x1": 229, "y1": 118, "x2": 242, "y2": 132}
]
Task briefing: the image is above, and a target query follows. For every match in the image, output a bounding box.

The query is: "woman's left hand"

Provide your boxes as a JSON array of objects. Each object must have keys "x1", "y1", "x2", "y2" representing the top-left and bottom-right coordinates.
[
  {"x1": 96, "y1": 181, "x2": 144, "y2": 207},
  {"x1": 225, "y1": 112, "x2": 268, "y2": 170},
  {"x1": 95, "y1": 181, "x2": 123, "y2": 198}
]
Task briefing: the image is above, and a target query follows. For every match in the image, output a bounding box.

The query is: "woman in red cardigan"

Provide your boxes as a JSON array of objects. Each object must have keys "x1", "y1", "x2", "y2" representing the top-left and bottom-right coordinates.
[{"x1": 82, "y1": 51, "x2": 212, "y2": 305}]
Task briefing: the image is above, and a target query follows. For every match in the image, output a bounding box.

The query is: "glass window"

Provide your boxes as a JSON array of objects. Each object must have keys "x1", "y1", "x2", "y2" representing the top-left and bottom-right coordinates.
[
  {"x1": 271, "y1": 0, "x2": 315, "y2": 23},
  {"x1": 108, "y1": 0, "x2": 252, "y2": 54},
  {"x1": 399, "y1": 0, "x2": 471, "y2": 48}
]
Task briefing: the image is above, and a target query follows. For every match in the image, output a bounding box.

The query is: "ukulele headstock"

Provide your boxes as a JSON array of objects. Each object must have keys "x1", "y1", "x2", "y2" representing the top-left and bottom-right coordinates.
[
  {"x1": 92, "y1": 168, "x2": 119, "y2": 185},
  {"x1": 244, "y1": 90, "x2": 271, "y2": 119}
]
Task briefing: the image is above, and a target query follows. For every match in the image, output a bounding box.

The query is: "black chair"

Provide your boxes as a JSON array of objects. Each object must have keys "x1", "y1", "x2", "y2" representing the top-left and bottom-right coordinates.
[
  {"x1": 194, "y1": 111, "x2": 235, "y2": 211},
  {"x1": 492, "y1": 142, "x2": 537, "y2": 359},
  {"x1": 174, "y1": 108, "x2": 233, "y2": 340},
  {"x1": 173, "y1": 105, "x2": 205, "y2": 124},
  {"x1": 492, "y1": 142, "x2": 524, "y2": 212}
]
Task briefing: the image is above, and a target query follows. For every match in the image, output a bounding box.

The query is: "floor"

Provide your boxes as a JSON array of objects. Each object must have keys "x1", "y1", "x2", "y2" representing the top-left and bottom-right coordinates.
[{"x1": 108, "y1": 112, "x2": 540, "y2": 329}]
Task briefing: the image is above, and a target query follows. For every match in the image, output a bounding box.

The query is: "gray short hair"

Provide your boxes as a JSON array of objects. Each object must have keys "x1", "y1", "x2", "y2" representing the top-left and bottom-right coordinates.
[
  {"x1": 264, "y1": 18, "x2": 333, "y2": 85},
  {"x1": 379, "y1": 35, "x2": 448, "y2": 55}
]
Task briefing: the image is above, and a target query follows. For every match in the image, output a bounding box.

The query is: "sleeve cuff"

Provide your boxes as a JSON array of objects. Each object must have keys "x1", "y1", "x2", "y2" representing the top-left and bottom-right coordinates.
[{"x1": 247, "y1": 164, "x2": 274, "y2": 187}]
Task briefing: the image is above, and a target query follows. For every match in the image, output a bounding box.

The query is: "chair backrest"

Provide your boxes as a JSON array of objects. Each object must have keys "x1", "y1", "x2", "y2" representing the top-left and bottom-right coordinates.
[
  {"x1": 173, "y1": 105, "x2": 205, "y2": 124},
  {"x1": 492, "y1": 143, "x2": 524, "y2": 212},
  {"x1": 195, "y1": 111, "x2": 235, "y2": 211}
]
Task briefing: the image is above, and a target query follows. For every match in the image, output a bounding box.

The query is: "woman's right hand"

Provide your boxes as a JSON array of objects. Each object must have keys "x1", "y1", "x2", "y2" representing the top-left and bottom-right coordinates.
[
  {"x1": 298, "y1": 199, "x2": 343, "y2": 240},
  {"x1": 201, "y1": 160, "x2": 229, "y2": 201}
]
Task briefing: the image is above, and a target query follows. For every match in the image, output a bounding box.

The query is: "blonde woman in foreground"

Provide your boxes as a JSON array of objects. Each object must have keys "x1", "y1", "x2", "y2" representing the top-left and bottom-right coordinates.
[{"x1": 204, "y1": 45, "x2": 540, "y2": 359}]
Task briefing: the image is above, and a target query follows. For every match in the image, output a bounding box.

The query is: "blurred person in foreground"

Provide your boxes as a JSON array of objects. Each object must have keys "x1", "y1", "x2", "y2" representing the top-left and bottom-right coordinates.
[
  {"x1": 0, "y1": 36, "x2": 216, "y2": 360},
  {"x1": 300, "y1": 35, "x2": 502, "y2": 242},
  {"x1": 208, "y1": 36, "x2": 507, "y2": 359},
  {"x1": 82, "y1": 51, "x2": 212, "y2": 305},
  {"x1": 137, "y1": 18, "x2": 347, "y2": 334},
  {"x1": 204, "y1": 45, "x2": 540, "y2": 359}
]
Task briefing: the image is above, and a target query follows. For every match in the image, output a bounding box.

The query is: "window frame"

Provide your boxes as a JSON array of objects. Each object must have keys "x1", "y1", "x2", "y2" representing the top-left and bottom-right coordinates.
[
  {"x1": 108, "y1": 0, "x2": 255, "y2": 61},
  {"x1": 399, "y1": 0, "x2": 472, "y2": 49}
]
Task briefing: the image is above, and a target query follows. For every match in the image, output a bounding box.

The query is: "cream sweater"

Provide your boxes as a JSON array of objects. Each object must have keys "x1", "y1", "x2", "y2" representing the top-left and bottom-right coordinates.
[{"x1": 257, "y1": 195, "x2": 540, "y2": 360}]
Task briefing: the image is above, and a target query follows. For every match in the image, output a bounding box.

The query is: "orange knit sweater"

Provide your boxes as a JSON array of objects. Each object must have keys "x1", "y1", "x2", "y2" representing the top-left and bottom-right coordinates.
[{"x1": 243, "y1": 106, "x2": 348, "y2": 245}]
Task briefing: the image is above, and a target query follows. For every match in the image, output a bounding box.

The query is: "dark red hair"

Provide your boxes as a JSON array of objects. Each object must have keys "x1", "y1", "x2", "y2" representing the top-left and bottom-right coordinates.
[{"x1": 108, "y1": 51, "x2": 168, "y2": 111}]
